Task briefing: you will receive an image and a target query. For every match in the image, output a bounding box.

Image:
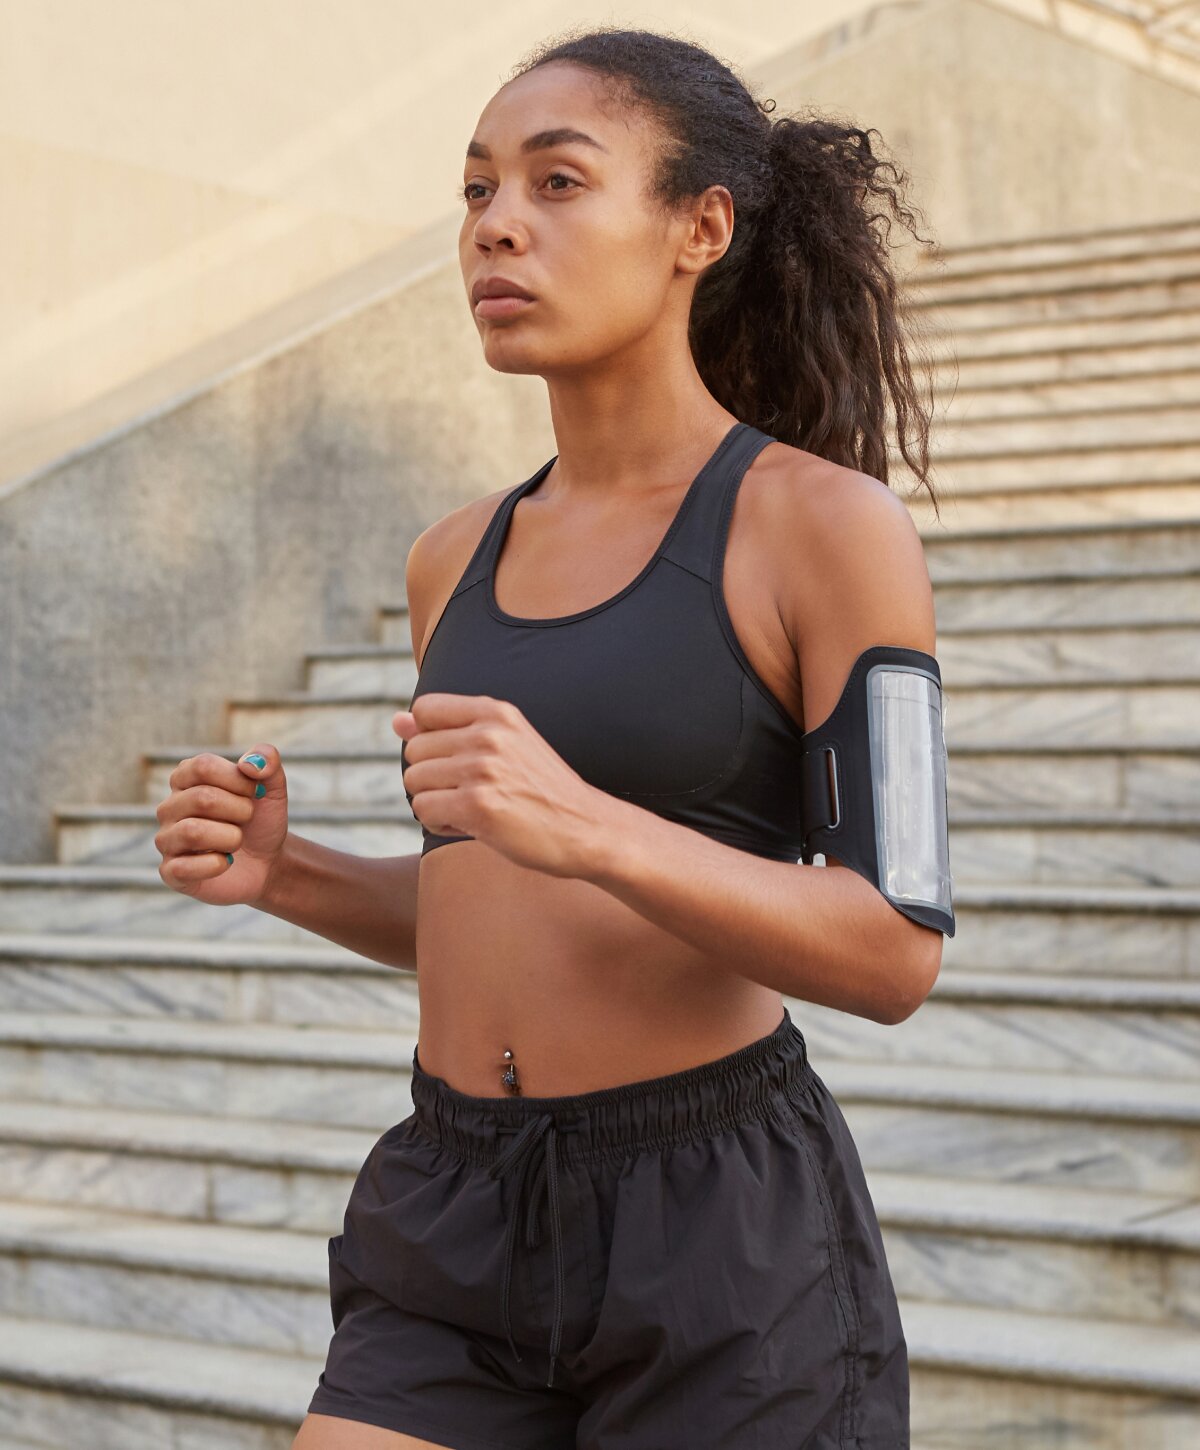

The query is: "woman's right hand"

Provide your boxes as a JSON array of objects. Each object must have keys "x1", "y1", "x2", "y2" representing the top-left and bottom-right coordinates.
[{"x1": 154, "y1": 745, "x2": 290, "y2": 907}]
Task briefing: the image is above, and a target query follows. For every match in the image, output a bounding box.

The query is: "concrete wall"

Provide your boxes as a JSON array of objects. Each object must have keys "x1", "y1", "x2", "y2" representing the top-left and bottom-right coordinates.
[{"x1": 0, "y1": 223, "x2": 550, "y2": 860}]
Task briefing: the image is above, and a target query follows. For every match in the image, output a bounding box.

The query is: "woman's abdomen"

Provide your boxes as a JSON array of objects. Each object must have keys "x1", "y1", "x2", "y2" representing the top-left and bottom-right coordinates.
[{"x1": 411, "y1": 841, "x2": 785, "y2": 1097}]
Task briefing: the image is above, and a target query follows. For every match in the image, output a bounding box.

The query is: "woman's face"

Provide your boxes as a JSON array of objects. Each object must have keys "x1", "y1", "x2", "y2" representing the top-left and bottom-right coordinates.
[{"x1": 459, "y1": 62, "x2": 704, "y2": 376}]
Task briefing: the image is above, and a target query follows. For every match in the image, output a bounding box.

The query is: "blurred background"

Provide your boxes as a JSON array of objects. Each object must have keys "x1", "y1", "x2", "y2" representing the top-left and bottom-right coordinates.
[{"x1": 1, "y1": 1, "x2": 1199, "y2": 1445}]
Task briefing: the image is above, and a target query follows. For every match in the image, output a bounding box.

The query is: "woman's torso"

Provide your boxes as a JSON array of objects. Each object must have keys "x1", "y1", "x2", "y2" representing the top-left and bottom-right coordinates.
[{"x1": 407, "y1": 421, "x2": 815, "y2": 1097}]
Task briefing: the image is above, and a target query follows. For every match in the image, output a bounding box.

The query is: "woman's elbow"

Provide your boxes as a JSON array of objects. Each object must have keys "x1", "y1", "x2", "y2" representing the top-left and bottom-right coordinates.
[{"x1": 874, "y1": 920, "x2": 943, "y2": 1025}]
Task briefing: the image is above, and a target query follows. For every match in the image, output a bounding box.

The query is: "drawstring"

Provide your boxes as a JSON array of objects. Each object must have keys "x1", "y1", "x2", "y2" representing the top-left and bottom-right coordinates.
[{"x1": 486, "y1": 1112, "x2": 566, "y2": 1388}]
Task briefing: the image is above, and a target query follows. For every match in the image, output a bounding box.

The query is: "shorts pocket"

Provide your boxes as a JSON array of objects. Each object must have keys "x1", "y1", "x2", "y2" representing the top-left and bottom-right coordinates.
[{"x1": 774, "y1": 1079, "x2": 865, "y2": 1445}]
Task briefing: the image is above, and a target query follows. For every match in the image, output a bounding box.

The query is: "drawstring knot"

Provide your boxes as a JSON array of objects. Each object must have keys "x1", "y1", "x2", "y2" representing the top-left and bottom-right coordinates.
[{"x1": 486, "y1": 1111, "x2": 566, "y2": 1388}]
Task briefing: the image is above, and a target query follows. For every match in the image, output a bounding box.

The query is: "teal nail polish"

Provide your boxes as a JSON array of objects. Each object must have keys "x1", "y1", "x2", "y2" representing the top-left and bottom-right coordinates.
[
  {"x1": 254, "y1": 782, "x2": 266, "y2": 798},
  {"x1": 243, "y1": 753, "x2": 267, "y2": 770},
  {"x1": 225, "y1": 853, "x2": 234, "y2": 865}
]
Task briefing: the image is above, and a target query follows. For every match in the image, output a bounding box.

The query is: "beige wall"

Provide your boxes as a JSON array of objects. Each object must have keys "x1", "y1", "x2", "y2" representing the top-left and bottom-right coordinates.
[{"x1": 0, "y1": 0, "x2": 876, "y2": 484}]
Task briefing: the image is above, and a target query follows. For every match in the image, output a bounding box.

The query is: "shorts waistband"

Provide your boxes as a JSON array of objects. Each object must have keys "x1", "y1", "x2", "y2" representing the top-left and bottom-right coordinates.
[{"x1": 409, "y1": 1005, "x2": 811, "y2": 1167}]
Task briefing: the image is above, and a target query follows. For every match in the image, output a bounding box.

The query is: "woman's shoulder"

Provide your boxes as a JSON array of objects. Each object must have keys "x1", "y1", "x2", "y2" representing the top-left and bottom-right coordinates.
[
  {"x1": 746, "y1": 441, "x2": 938, "y2": 730},
  {"x1": 403, "y1": 478, "x2": 525, "y2": 669},
  {"x1": 755, "y1": 442, "x2": 932, "y2": 634}
]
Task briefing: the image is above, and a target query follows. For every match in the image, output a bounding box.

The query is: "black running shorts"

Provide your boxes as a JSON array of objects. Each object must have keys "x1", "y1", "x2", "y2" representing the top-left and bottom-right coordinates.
[{"x1": 306, "y1": 1006, "x2": 909, "y2": 1448}]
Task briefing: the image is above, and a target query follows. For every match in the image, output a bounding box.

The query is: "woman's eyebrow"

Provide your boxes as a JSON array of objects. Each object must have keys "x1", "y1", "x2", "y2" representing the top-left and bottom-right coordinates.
[{"x1": 466, "y1": 128, "x2": 608, "y2": 160}]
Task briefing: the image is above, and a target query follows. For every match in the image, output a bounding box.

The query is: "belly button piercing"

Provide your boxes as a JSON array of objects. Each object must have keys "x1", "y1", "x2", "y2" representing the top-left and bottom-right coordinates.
[{"x1": 501, "y1": 1048, "x2": 521, "y2": 1096}]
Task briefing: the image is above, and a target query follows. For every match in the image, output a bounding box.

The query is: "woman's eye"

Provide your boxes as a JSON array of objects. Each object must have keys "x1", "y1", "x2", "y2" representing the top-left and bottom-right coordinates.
[{"x1": 458, "y1": 172, "x2": 580, "y2": 204}]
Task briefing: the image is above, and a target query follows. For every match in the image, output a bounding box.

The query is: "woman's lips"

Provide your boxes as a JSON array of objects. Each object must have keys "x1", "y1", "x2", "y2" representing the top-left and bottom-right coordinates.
[{"x1": 475, "y1": 295, "x2": 536, "y2": 319}]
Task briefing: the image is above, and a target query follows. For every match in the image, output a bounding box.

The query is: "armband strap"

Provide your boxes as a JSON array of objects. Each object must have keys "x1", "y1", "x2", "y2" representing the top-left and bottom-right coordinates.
[{"x1": 799, "y1": 644, "x2": 955, "y2": 937}]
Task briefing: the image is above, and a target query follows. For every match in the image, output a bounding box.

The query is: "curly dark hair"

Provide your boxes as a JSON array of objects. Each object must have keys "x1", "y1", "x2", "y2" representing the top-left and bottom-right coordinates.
[{"x1": 508, "y1": 24, "x2": 944, "y2": 518}]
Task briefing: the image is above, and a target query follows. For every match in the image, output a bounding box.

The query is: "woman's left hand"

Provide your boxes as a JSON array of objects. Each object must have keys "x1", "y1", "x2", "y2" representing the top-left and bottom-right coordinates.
[{"x1": 393, "y1": 693, "x2": 615, "y2": 878}]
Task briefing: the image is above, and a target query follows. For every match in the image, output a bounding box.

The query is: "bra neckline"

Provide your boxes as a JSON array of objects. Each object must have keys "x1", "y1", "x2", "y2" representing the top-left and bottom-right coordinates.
[{"x1": 484, "y1": 421, "x2": 747, "y2": 629}]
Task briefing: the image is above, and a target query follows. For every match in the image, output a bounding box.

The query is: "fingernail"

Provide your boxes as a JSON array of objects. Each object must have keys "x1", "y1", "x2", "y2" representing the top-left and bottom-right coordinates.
[
  {"x1": 242, "y1": 753, "x2": 267, "y2": 770},
  {"x1": 254, "y1": 782, "x2": 266, "y2": 798},
  {"x1": 225, "y1": 852, "x2": 235, "y2": 865}
]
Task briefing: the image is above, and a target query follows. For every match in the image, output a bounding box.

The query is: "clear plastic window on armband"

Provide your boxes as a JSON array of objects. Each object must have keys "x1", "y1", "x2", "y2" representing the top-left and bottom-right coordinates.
[{"x1": 866, "y1": 663, "x2": 953, "y2": 916}]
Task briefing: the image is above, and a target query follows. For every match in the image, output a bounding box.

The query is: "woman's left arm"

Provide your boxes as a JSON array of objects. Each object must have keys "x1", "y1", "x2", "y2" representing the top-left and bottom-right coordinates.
[{"x1": 576, "y1": 467, "x2": 945, "y2": 1026}]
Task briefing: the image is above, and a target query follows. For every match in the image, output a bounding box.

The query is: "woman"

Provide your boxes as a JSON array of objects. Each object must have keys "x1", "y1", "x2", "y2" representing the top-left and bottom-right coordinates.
[{"x1": 157, "y1": 25, "x2": 952, "y2": 1450}]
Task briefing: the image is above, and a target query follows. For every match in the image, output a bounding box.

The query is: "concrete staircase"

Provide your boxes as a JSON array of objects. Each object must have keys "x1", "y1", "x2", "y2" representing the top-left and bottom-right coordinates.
[{"x1": 1, "y1": 214, "x2": 1199, "y2": 1448}]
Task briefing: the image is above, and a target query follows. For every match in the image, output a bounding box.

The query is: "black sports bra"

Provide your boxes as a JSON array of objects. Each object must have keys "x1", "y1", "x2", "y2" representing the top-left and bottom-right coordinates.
[{"x1": 400, "y1": 421, "x2": 808, "y2": 861}]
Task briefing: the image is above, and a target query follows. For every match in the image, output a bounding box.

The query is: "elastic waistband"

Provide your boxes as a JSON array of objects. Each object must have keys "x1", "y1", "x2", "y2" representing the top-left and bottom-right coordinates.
[{"x1": 409, "y1": 1006, "x2": 811, "y2": 1167}]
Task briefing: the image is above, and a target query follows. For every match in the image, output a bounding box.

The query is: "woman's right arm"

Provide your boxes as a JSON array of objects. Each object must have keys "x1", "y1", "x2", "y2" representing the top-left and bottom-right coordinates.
[{"x1": 254, "y1": 830, "x2": 419, "y2": 971}]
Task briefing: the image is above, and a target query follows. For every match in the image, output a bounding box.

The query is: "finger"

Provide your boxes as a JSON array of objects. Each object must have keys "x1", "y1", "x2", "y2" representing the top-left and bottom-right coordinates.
[
  {"x1": 156, "y1": 816, "x2": 244, "y2": 860},
  {"x1": 168, "y1": 751, "x2": 259, "y2": 799},
  {"x1": 409, "y1": 693, "x2": 508, "y2": 731},
  {"x1": 391, "y1": 709, "x2": 419, "y2": 740},
  {"x1": 157, "y1": 780, "x2": 256, "y2": 830},
  {"x1": 234, "y1": 744, "x2": 284, "y2": 798},
  {"x1": 399, "y1": 717, "x2": 489, "y2": 773},
  {"x1": 403, "y1": 750, "x2": 470, "y2": 801},
  {"x1": 159, "y1": 850, "x2": 237, "y2": 887},
  {"x1": 410, "y1": 786, "x2": 472, "y2": 841}
]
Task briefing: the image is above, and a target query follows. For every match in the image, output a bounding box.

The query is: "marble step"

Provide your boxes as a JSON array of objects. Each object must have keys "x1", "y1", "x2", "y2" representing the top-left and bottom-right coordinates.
[
  {"x1": 928, "y1": 335, "x2": 1200, "y2": 393},
  {"x1": 869, "y1": 1171, "x2": 1200, "y2": 1330},
  {"x1": 948, "y1": 810, "x2": 1200, "y2": 888},
  {"x1": 908, "y1": 216, "x2": 1200, "y2": 281},
  {"x1": 818, "y1": 1058, "x2": 1200, "y2": 1195},
  {"x1": 921, "y1": 517, "x2": 1200, "y2": 584},
  {"x1": 0, "y1": 1313, "x2": 311, "y2": 1449},
  {"x1": 0, "y1": 868, "x2": 411, "y2": 945},
  {"x1": 903, "y1": 1299, "x2": 1200, "y2": 1450},
  {"x1": 0, "y1": 928, "x2": 417, "y2": 1019},
  {"x1": 920, "y1": 301, "x2": 1200, "y2": 368},
  {"x1": 0, "y1": 1199, "x2": 331, "y2": 1356},
  {"x1": 900, "y1": 439, "x2": 1200, "y2": 493},
  {"x1": 911, "y1": 236, "x2": 1200, "y2": 299},
  {"x1": 908, "y1": 273, "x2": 1200, "y2": 334},
  {"x1": 0, "y1": 1098, "x2": 382, "y2": 1231},
  {"x1": 937, "y1": 882, "x2": 1200, "y2": 978},
  {"x1": 935, "y1": 574, "x2": 1200, "y2": 630},
  {"x1": 937, "y1": 621, "x2": 1200, "y2": 684},
  {"x1": 796, "y1": 970, "x2": 1200, "y2": 1078},
  {"x1": 220, "y1": 677, "x2": 1200, "y2": 752},
  {"x1": 54, "y1": 800, "x2": 422, "y2": 866},
  {"x1": 935, "y1": 364, "x2": 1200, "y2": 419},
  {"x1": 305, "y1": 643, "x2": 417, "y2": 699},
  {"x1": 909, "y1": 479, "x2": 1200, "y2": 533},
  {"x1": 142, "y1": 742, "x2": 412, "y2": 804},
  {"x1": 0, "y1": 1170, "x2": 1194, "y2": 1364},
  {"x1": 946, "y1": 744, "x2": 1200, "y2": 816},
  {"x1": 0, "y1": 1014, "x2": 420, "y2": 1132},
  {"x1": 928, "y1": 403, "x2": 1200, "y2": 458},
  {"x1": 941, "y1": 677, "x2": 1200, "y2": 750}
]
